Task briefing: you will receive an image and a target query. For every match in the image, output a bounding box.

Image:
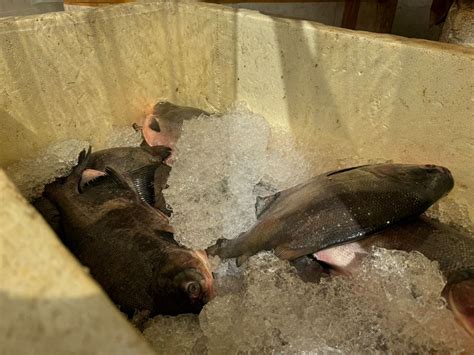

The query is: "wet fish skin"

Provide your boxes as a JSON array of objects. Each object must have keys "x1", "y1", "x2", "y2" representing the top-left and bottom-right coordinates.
[
  {"x1": 314, "y1": 217, "x2": 474, "y2": 336},
  {"x1": 207, "y1": 163, "x2": 454, "y2": 265},
  {"x1": 44, "y1": 149, "x2": 214, "y2": 316},
  {"x1": 142, "y1": 101, "x2": 210, "y2": 163}
]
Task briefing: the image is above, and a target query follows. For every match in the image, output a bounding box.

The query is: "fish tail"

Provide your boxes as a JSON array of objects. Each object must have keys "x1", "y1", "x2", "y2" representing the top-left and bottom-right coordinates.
[
  {"x1": 206, "y1": 238, "x2": 253, "y2": 266},
  {"x1": 206, "y1": 238, "x2": 233, "y2": 258},
  {"x1": 447, "y1": 278, "x2": 474, "y2": 337}
]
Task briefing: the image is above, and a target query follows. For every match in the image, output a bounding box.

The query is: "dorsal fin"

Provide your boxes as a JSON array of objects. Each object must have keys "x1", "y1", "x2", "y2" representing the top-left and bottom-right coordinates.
[
  {"x1": 326, "y1": 164, "x2": 370, "y2": 177},
  {"x1": 255, "y1": 192, "x2": 280, "y2": 218}
]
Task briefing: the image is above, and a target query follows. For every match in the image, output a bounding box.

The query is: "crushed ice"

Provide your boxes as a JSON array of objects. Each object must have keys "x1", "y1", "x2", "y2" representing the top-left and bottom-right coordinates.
[
  {"x1": 198, "y1": 250, "x2": 468, "y2": 354},
  {"x1": 164, "y1": 105, "x2": 270, "y2": 250},
  {"x1": 5, "y1": 139, "x2": 90, "y2": 200},
  {"x1": 143, "y1": 250, "x2": 469, "y2": 354}
]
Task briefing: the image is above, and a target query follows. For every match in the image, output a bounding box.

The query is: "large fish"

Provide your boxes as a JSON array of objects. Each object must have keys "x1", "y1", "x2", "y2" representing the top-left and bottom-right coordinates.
[
  {"x1": 44, "y1": 148, "x2": 214, "y2": 316},
  {"x1": 315, "y1": 217, "x2": 474, "y2": 336},
  {"x1": 207, "y1": 164, "x2": 454, "y2": 266}
]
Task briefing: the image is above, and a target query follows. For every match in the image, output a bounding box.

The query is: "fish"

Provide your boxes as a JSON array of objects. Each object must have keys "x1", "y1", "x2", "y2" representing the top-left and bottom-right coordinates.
[
  {"x1": 44, "y1": 148, "x2": 214, "y2": 316},
  {"x1": 314, "y1": 217, "x2": 474, "y2": 337},
  {"x1": 141, "y1": 101, "x2": 210, "y2": 163},
  {"x1": 207, "y1": 163, "x2": 454, "y2": 266}
]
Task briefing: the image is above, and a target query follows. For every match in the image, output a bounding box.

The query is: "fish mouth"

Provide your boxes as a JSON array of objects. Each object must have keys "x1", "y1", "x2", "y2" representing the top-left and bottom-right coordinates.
[
  {"x1": 194, "y1": 250, "x2": 216, "y2": 302},
  {"x1": 448, "y1": 279, "x2": 474, "y2": 337}
]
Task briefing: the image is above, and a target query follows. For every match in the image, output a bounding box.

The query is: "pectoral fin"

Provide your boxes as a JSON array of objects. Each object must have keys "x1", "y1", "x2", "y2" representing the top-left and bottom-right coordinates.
[
  {"x1": 274, "y1": 245, "x2": 310, "y2": 261},
  {"x1": 236, "y1": 253, "x2": 251, "y2": 267},
  {"x1": 255, "y1": 192, "x2": 280, "y2": 218}
]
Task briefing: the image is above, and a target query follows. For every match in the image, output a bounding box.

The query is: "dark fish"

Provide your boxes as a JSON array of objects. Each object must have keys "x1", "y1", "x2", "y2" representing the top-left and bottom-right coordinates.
[
  {"x1": 44, "y1": 148, "x2": 214, "y2": 316},
  {"x1": 207, "y1": 164, "x2": 454, "y2": 266},
  {"x1": 141, "y1": 101, "x2": 210, "y2": 164},
  {"x1": 315, "y1": 217, "x2": 474, "y2": 336}
]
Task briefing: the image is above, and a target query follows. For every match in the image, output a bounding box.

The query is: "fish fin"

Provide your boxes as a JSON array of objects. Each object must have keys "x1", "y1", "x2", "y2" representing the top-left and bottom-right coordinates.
[
  {"x1": 206, "y1": 238, "x2": 230, "y2": 257},
  {"x1": 70, "y1": 146, "x2": 92, "y2": 181},
  {"x1": 80, "y1": 169, "x2": 107, "y2": 191},
  {"x1": 104, "y1": 167, "x2": 134, "y2": 191},
  {"x1": 128, "y1": 164, "x2": 158, "y2": 206},
  {"x1": 255, "y1": 192, "x2": 280, "y2": 218},
  {"x1": 132, "y1": 122, "x2": 142, "y2": 132},
  {"x1": 448, "y1": 279, "x2": 474, "y2": 336},
  {"x1": 236, "y1": 253, "x2": 250, "y2": 267},
  {"x1": 154, "y1": 101, "x2": 210, "y2": 119},
  {"x1": 290, "y1": 256, "x2": 325, "y2": 283},
  {"x1": 326, "y1": 164, "x2": 371, "y2": 177},
  {"x1": 44, "y1": 147, "x2": 92, "y2": 199},
  {"x1": 153, "y1": 101, "x2": 171, "y2": 116},
  {"x1": 274, "y1": 245, "x2": 307, "y2": 261}
]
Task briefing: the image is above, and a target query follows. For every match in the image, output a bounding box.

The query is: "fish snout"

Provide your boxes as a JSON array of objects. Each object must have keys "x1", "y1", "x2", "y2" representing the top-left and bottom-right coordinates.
[{"x1": 417, "y1": 164, "x2": 454, "y2": 196}]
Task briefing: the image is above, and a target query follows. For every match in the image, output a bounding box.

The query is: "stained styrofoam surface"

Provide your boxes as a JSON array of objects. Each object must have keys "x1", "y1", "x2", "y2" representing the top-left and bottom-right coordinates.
[{"x1": 0, "y1": 2, "x2": 473, "y2": 353}]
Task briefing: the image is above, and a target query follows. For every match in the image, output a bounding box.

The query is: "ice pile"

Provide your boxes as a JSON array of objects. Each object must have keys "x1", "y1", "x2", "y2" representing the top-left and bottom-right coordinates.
[
  {"x1": 5, "y1": 139, "x2": 90, "y2": 200},
  {"x1": 201, "y1": 249, "x2": 467, "y2": 354},
  {"x1": 164, "y1": 105, "x2": 270, "y2": 250},
  {"x1": 143, "y1": 249, "x2": 469, "y2": 354},
  {"x1": 142, "y1": 314, "x2": 206, "y2": 355}
]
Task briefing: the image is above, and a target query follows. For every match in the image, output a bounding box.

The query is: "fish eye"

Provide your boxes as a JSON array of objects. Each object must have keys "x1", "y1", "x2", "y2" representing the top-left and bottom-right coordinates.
[{"x1": 186, "y1": 281, "x2": 201, "y2": 297}]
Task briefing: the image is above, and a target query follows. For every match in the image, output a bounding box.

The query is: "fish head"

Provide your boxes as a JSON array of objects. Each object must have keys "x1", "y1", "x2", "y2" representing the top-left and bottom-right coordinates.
[
  {"x1": 152, "y1": 249, "x2": 215, "y2": 315},
  {"x1": 366, "y1": 164, "x2": 454, "y2": 203}
]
